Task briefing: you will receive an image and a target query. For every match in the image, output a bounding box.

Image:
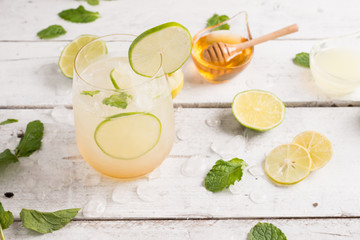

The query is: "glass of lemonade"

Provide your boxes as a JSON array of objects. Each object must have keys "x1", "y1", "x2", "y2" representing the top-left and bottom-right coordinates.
[{"x1": 73, "y1": 34, "x2": 175, "y2": 179}]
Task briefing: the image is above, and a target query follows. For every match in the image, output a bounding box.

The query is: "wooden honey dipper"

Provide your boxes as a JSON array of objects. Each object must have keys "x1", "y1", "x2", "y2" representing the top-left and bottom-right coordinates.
[{"x1": 202, "y1": 24, "x2": 299, "y2": 65}]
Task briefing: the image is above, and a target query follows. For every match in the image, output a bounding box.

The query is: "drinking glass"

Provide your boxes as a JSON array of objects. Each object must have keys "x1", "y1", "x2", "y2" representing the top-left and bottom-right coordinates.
[{"x1": 73, "y1": 35, "x2": 175, "y2": 179}]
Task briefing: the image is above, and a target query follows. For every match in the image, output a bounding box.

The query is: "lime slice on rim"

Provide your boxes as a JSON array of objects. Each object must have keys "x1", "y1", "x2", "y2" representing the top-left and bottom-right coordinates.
[
  {"x1": 293, "y1": 131, "x2": 333, "y2": 171},
  {"x1": 129, "y1": 22, "x2": 192, "y2": 77},
  {"x1": 265, "y1": 143, "x2": 312, "y2": 185},
  {"x1": 59, "y1": 35, "x2": 105, "y2": 78},
  {"x1": 94, "y1": 112, "x2": 161, "y2": 160},
  {"x1": 232, "y1": 90, "x2": 285, "y2": 131}
]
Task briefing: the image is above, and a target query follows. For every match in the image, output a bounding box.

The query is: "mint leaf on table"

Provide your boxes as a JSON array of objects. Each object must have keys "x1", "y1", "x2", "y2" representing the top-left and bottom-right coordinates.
[
  {"x1": 37, "y1": 25, "x2": 66, "y2": 39},
  {"x1": 15, "y1": 120, "x2": 44, "y2": 158},
  {"x1": 20, "y1": 208, "x2": 81, "y2": 234},
  {"x1": 87, "y1": 0, "x2": 100, "y2": 5},
  {"x1": 0, "y1": 119, "x2": 18, "y2": 126},
  {"x1": 293, "y1": 52, "x2": 310, "y2": 68},
  {"x1": 205, "y1": 158, "x2": 247, "y2": 192},
  {"x1": 206, "y1": 14, "x2": 230, "y2": 31},
  {"x1": 81, "y1": 90, "x2": 100, "y2": 97},
  {"x1": 58, "y1": 5, "x2": 100, "y2": 23},
  {"x1": 249, "y1": 222, "x2": 287, "y2": 240},
  {"x1": 102, "y1": 92, "x2": 131, "y2": 109},
  {"x1": 0, "y1": 202, "x2": 14, "y2": 230},
  {"x1": 0, "y1": 149, "x2": 18, "y2": 169}
]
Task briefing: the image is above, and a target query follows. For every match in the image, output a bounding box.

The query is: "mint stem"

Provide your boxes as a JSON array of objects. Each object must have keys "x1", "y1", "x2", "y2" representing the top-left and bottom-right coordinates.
[{"x1": 0, "y1": 224, "x2": 6, "y2": 240}]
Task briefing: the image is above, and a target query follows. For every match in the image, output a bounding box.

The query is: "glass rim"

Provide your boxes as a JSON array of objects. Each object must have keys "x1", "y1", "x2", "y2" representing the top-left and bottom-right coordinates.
[
  {"x1": 191, "y1": 11, "x2": 254, "y2": 70},
  {"x1": 73, "y1": 34, "x2": 165, "y2": 93},
  {"x1": 310, "y1": 33, "x2": 360, "y2": 84}
]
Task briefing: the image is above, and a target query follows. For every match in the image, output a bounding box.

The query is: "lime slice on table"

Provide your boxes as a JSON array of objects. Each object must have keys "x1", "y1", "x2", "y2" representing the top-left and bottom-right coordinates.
[
  {"x1": 94, "y1": 112, "x2": 161, "y2": 160},
  {"x1": 128, "y1": 22, "x2": 192, "y2": 77},
  {"x1": 59, "y1": 35, "x2": 106, "y2": 78},
  {"x1": 265, "y1": 143, "x2": 312, "y2": 185},
  {"x1": 293, "y1": 131, "x2": 333, "y2": 171},
  {"x1": 232, "y1": 90, "x2": 285, "y2": 131}
]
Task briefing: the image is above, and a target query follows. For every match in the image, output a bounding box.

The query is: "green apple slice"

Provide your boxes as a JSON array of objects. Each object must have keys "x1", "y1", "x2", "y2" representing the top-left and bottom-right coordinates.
[
  {"x1": 128, "y1": 22, "x2": 192, "y2": 77},
  {"x1": 94, "y1": 112, "x2": 161, "y2": 159}
]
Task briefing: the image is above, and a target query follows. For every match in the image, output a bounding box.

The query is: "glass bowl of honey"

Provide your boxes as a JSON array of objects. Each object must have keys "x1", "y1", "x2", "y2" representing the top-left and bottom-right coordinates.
[{"x1": 191, "y1": 11, "x2": 254, "y2": 83}]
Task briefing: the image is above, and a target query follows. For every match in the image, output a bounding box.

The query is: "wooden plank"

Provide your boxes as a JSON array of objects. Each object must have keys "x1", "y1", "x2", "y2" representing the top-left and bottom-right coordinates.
[
  {"x1": 1, "y1": 41, "x2": 360, "y2": 107},
  {"x1": 1, "y1": 0, "x2": 360, "y2": 41},
  {"x1": 4, "y1": 218, "x2": 360, "y2": 239},
  {"x1": 0, "y1": 107, "x2": 359, "y2": 219}
]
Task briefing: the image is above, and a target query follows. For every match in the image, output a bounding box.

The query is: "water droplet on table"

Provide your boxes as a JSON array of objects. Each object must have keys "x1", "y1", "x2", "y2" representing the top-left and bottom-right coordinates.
[
  {"x1": 229, "y1": 181, "x2": 244, "y2": 195},
  {"x1": 147, "y1": 167, "x2": 161, "y2": 180},
  {"x1": 136, "y1": 181, "x2": 166, "y2": 202},
  {"x1": 249, "y1": 191, "x2": 267, "y2": 203},
  {"x1": 205, "y1": 118, "x2": 221, "y2": 127},
  {"x1": 51, "y1": 106, "x2": 74, "y2": 125},
  {"x1": 112, "y1": 184, "x2": 134, "y2": 204},
  {"x1": 211, "y1": 135, "x2": 246, "y2": 159},
  {"x1": 177, "y1": 127, "x2": 192, "y2": 140},
  {"x1": 248, "y1": 165, "x2": 264, "y2": 177},
  {"x1": 83, "y1": 197, "x2": 107, "y2": 217},
  {"x1": 181, "y1": 155, "x2": 208, "y2": 177}
]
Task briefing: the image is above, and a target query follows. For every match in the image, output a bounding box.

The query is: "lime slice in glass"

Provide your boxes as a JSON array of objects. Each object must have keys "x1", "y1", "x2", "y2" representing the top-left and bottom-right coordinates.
[
  {"x1": 94, "y1": 112, "x2": 161, "y2": 159},
  {"x1": 232, "y1": 90, "x2": 285, "y2": 131},
  {"x1": 59, "y1": 35, "x2": 104, "y2": 78},
  {"x1": 129, "y1": 22, "x2": 192, "y2": 77},
  {"x1": 167, "y1": 69, "x2": 184, "y2": 98}
]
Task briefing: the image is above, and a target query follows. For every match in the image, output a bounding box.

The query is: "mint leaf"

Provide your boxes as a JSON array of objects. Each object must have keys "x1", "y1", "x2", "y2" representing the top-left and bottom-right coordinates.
[
  {"x1": 81, "y1": 90, "x2": 100, "y2": 97},
  {"x1": 37, "y1": 25, "x2": 66, "y2": 39},
  {"x1": 249, "y1": 222, "x2": 287, "y2": 240},
  {"x1": 15, "y1": 120, "x2": 44, "y2": 158},
  {"x1": 58, "y1": 5, "x2": 100, "y2": 23},
  {"x1": 205, "y1": 158, "x2": 247, "y2": 192},
  {"x1": 0, "y1": 119, "x2": 18, "y2": 125},
  {"x1": 293, "y1": 52, "x2": 310, "y2": 68},
  {"x1": 20, "y1": 208, "x2": 80, "y2": 234},
  {"x1": 0, "y1": 202, "x2": 14, "y2": 230},
  {"x1": 87, "y1": 0, "x2": 100, "y2": 5},
  {"x1": 207, "y1": 14, "x2": 230, "y2": 31},
  {"x1": 102, "y1": 92, "x2": 131, "y2": 109},
  {"x1": 0, "y1": 149, "x2": 18, "y2": 169}
]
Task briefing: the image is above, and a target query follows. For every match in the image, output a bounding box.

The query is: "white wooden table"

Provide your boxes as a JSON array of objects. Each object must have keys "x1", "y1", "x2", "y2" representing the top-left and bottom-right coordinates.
[{"x1": 1, "y1": 0, "x2": 360, "y2": 239}]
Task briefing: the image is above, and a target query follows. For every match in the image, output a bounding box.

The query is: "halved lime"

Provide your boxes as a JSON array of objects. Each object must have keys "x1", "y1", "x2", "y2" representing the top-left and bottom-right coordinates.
[
  {"x1": 94, "y1": 112, "x2": 161, "y2": 160},
  {"x1": 59, "y1": 35, "x2": 104, "y2": 78},
  {"x1": 232, "y1": 90, "x2": 285, "y2": 131},
  {"x1": 129, "y1": 22, "x2": 192, "y2": 77}
]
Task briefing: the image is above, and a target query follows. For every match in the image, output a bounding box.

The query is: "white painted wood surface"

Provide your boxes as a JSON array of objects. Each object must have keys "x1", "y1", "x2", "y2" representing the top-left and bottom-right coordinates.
[
  {"x1": 1, "y1": 40, "x2": 360, "y2": 107},
  {"x1": 1, "y1": 0, "x2": 360, "y2": 238},
  {"x1": 4, "y1": 219, "x2": 360, "y2": 240},
  {"x1": 1, "y1": 107, "x2": 360, "y2": 219}
]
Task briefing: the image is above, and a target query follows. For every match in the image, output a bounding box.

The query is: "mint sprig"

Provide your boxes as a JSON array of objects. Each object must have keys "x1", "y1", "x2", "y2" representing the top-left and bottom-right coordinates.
[
  {"x1": 15, "y1": 120, "x2": 44, "y2": 158},
  {"x1": 81, "y1": 90, "x2": 100, "y2": 97},
  {"x1": 0, "y1": 119, "x2": 18, "y2": 126},
  {"x1": 205, "y1": 158, "x2": 247, "y2": 192},
  {"x1": 102, "y1": 92, "x2": 131, "y2": 109},
  {"x1": 0, "y1": 202, "x2": 14, "y2": 240},
  {"x1": 0, "y1": 149, "x2": 18, "y2": 169},
  {"x1": 87, "y1": 0, "x2": 100, "y2": 5},
  {"x1": 58, "y1": 5, "x2": 100, "y2": 23},
  {"x1": 293, "y1": 52, "x2": 310, "y2": 68},
  {"x1": 206, "y1": 14, "x2": 230, "y2": 31},
  {"x1": 249, "y1": 222, "x2": 287, "y2": 240},
  {"x1": 20, "y1": 208, "x2": 80, "y2": 234},
  {"x1": 37, "y1": 25, "x2": 66, "y2": 39}
]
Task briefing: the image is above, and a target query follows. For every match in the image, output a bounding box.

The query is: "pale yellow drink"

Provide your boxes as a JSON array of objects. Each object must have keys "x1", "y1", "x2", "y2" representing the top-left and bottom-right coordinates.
[{"x1": 73, "y1": 35, "x2": 175, "y2": 179}]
